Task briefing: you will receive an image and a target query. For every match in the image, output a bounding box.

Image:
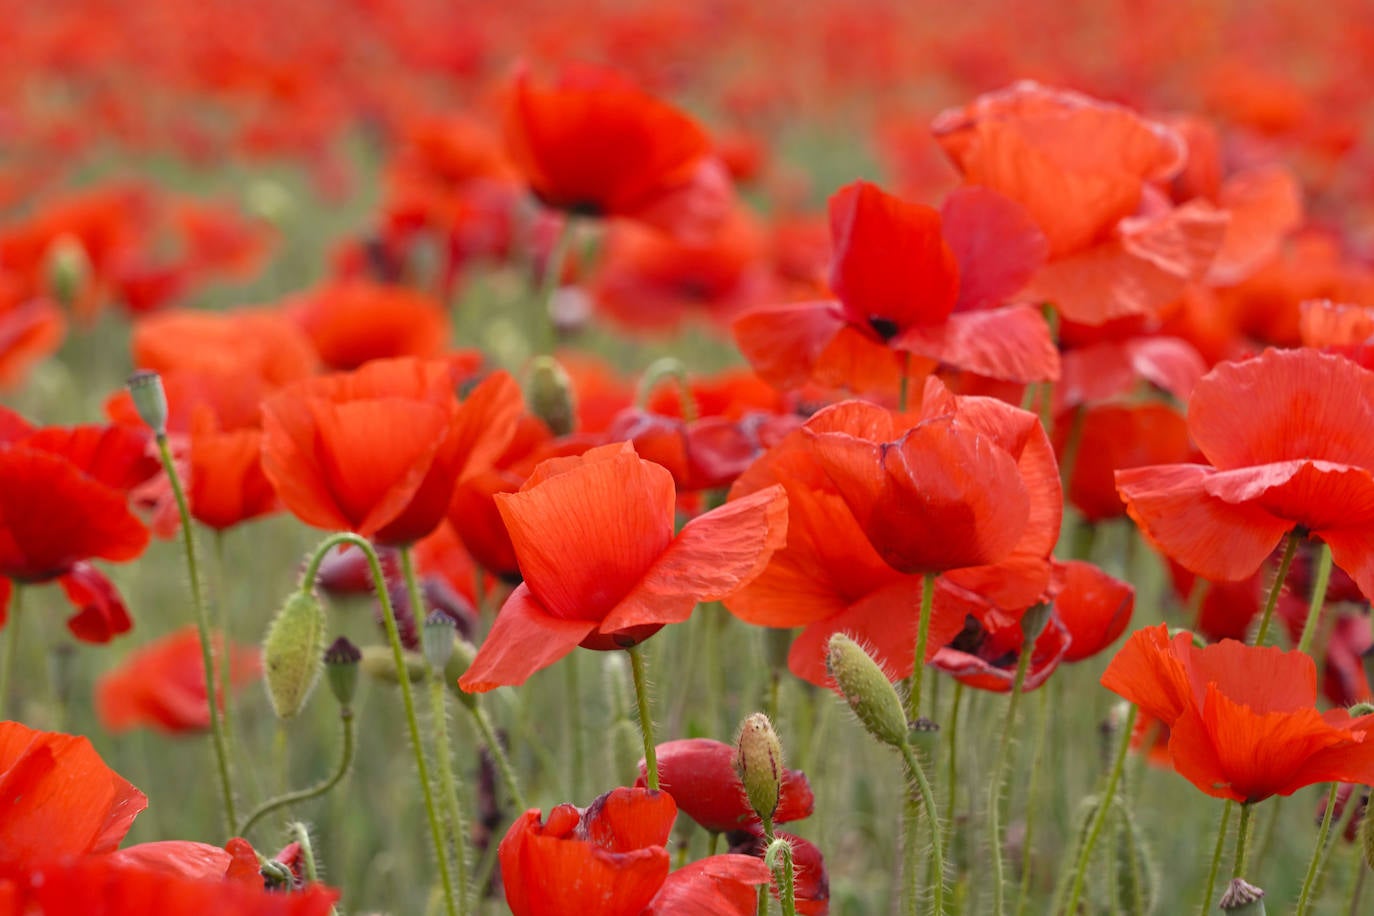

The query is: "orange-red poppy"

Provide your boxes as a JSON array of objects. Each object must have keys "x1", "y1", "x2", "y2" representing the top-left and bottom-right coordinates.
[
  {"x1": 1057, "y1": 403, "x2": 1194, "y2": 523},
  {"x1": 503, "y1": 65, "x2": 731, "y2": 238},
  {"x1": 1116, "y1": 348, "x2": 1374, "y2": 600},
  {"x1": 96, "y1": 625, "x2": 261, "y2": 735},
  {"x1": 262, "y1": 357, "x2": 520, "y2": 545},
  {"x1": 499, "y1": 787, "x2": 768, "y2": 916},
  {"x1": 131, "y1": 308, "x2": 318, "y2": 393},
  {"x1": 1102, "y1": 624, "x2": 1374, "y2": 803},
  {"x1": 458, "y1": 442, "x2": 786, "y2": 691},
  {"x1": 287, "y1": 281, "x2": 451, "y2": 371},
  {"x1": 634, "y1": 738, "x2": 814, "y2": 834}
]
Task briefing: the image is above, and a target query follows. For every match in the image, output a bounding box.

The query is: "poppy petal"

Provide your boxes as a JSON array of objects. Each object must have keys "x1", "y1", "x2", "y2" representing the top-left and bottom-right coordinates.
[
  {"x1": 644, "y1": 855, "x2": 771, "y2": 915},
  {"x1": 458, "y1": 584, "x2": 596, "y2": 693},
  {"x1": 940, "y1": 185, "x2": 1048, "y2": 312},
  {"x1": 733, "y1": 302, "x2": 846, "y2": 391},
  {"x1": 895, "y1": 305, "x2": 1060, "y2": 383},
  {"x1": 59, "y1": 563, "x2": 133, "y2": 643}
]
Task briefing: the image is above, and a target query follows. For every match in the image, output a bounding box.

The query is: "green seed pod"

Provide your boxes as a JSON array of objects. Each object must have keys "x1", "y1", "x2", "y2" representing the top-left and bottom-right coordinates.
[
  {"x1": 359, "y1": 645, "x2": 428, "y2": 683},
  {"x1": 1020, "y1": 601, "x2": 1053, "y2": 644},
  {"x1": 323, "y1": 636, "x2": 362, "y2": 707},
  {"x1": 262, "y1": 590, "x2": 326, "y2": 719},
  {"x1": 825, "y1": 633, "x2": 909, "y2": 749},
  {"x1": 526, "y1": 355, "x2": 576, "y2": 436},
  {"x1": 1218, "y1": 878, "x2": 1266, "y2": 913},
  {"x1": 125, "y1": 370, "x2": 169, "y2": 437},
  {"x1": 734, "y1": 713, "x2": 783, "y2": 825},
  {"x1": 422, "y1": 612, "x2": 457, "y2": 671}
]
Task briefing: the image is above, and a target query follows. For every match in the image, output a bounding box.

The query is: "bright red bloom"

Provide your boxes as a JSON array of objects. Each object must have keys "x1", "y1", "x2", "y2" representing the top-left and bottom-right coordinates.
[
  {"x1": 499, "y1": 787, "x2": 768, "y2": 916},
  {"x1": 1057, "y1": 403, "x2": 1193, "y2": 523},
  {"x1": 932, "y1": 604, "x2": 1071, "y2": 693},
  {"x1": 131, "y1": 307, "x2": 318, "y2": 392},
  {"x1": 95, "y1": 626, "x2": 261, "y2": 734},
  {"x1": 634, "y1": 739, "x2": 814, "y2": 834},
  {"x1": 0, "y1": 721, "x2": 147, "y2": 865},
  {"x1": 1052, "y1": 560, "x2": 1135, "y2": 663},
  {"x1": 1102, "y1": 624, "x2": 1374, "y2": 803},
  {"x1": 503, "y1": 65, "x2": 731, "y2": 238},
  {"x1": 458, "y1": 442, "x2": 787, "y2": 692},
  {"x1": 287, "y1": 281, "x2": 451, "y2": 371},
  {"x1": 186, "y1": 417, "x2": 278, "y2": 530},
  {"x1": 261, "y1": 358, "x2": 521, "y2": 545},
  {"x1": 1116, "y1": 348, "x2": 1374, "y2": 601}
]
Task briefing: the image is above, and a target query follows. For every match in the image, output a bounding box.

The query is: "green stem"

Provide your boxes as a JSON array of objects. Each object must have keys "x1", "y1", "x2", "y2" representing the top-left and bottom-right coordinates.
[
  {"x1": 1250, "y1": 796, "x2": 1282, "y2": 877},
  {"x1": 707, "y1": 831, "x2": 721, "y2": 856},
  {"x1": 239, "y1": 708, "x2": 356, "y2": 837},
  {"x1": 944, "y1": 683, "x2": 964, "y2": 832},
  {"x1": 213, "y1": 531, "x2": 235, "y2": 751},
  {"x1": 1252, "y1": 530, "x2": 1302, "y2": 647},
  {"x1": 906, "y1": 574, "x2": 937, "y2": 723},
  {"x1": 628, "y1": 644, "x2": 659, "y2": 789},
  {"x1": 535, "y1": 216, "x2": 576, "y2": 355},
  {"x1": 1297, "y1": 783, "x2": 1341, "y2": 916},
  {"x1": 156, "y1": 433, "x2": 237, "y2": 835},
  {"x1": 1199, "y1": 800, "x2": 1233, "y2": 915},
  {"x1": 899, "y1": 352, "x2": 912, "y2": 413},
  {"x1": 636, "y1": 357, "x2": 698, "y2": 423},
  {"x1": 291, "y1": 821, "x2": 320, "y2": 883},
  {"x1": 0, "y1": 584, "x2": 21, "y2": 719},
  {"x1": 899, "y1": 742, "x2": 946, "y2": 916},
  {"x1": 429, "y1": 672, "x2": 470, "y2": 914},
  {"x1": 904, "y1": 789, "x2": 920, "y2": 916},
  {"x1": 1296, "y1": 542, "x2": 1334, "y2": 655},
  {"x1": 306, "y1": 533, "x2": 456, "y2": 916},
  {"x1": 770, "y1": 833, "x2": 798, "y2": 916},
  {"x1": 468, "y1": 702, "x2": 528, "y2": 812},
  {"x1": 565, "y1": 652, "x2": 585, "y2": 800},
  {"x1": 1063, "y1": 705, "x2": 1138, "y2": 916},
  {"x1": 1057, "y1": 405, "x2": 1087, "y2": 492},
  {"x1": 989, "y1": 634, "x2": 1034, "y2": 915},
  {"x1": 1350, "y1": 853, "x2": 1368, "y2": 916},
  {"x1": 1232, "y1": 803, "x2": 1254, "y2": 878},
  {"x1": 1015, "y1": 686, "x2": 1052, "y2": 916}
]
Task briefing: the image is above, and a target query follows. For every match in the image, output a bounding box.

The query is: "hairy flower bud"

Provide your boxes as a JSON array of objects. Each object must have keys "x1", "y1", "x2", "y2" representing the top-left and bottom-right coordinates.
[
  {"x1": 526, "y1": 355, "x2": 576, "y2": 436},
  {"x1": 735, "y1": 713, "x2": 784, "y2": 825},
  {"x1": 825, "y1": 633, "x2": 908, "y2": 749},
  {"x1": 263, "y1": 590, "x2": 326, "y2": 718}
]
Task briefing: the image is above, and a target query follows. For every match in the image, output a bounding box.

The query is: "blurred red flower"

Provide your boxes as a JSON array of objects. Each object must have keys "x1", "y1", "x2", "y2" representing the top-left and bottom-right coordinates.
[
  {"x1": 458, "y1": 442, "x2": 786, "y2": 692},
  {"x1": 287, "y1": 281, "x2": 451, "y2": 371}
]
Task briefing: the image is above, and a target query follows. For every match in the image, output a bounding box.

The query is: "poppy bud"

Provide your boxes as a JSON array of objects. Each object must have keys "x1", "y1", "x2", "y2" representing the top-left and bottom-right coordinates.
[
  {"x1": 1020, "y1": 601, "x2": 1053, "y2": 644},
  {"x1": 526, "y1": 356, "x2": 576, "y2": 436},
  {"x1": 1218, "y1": 878, "x2": 1265, "y2": 913},
  {"x1": 1352, "y1": 701, "x2": 1374, "y2": 718},
  {"x1": 263, "y1": 590, "x2": 326, "y2": 719},
  {"x1": 46, "y1": 233, "x2": 91, "y2": 309},
  {"x1": 125, "y1": 370, "x2": 169, "y2": 438},
  {"x1": 735, "y1": 713, "x2": 784, "y2": 825},
  {"x1": 323, "y1": 636, "x2": 361, "y2": 707},
  {"x1": 360, "y1": 644, "x2": 428, "y2": 683},
  {"x1": 422, "y1": 611, "x2": 457, "y2": 671},
  {"x1": 826, "y1": 633, "x2": 909, "y2": 749}
]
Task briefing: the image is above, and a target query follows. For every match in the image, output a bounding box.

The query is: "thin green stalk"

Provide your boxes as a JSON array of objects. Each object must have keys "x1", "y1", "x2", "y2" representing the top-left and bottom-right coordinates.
[
  {"x1": 1063, "y1": 705, "x2": 1138, "y2": 915},
  {"x1": 905, "y1": 574, "x2": 937, "y2": 722},
  {"x1": 240, "y1": 708, "x2": 356, "y2": 837},
  {"x1": 0, "y1": 584, "x2": 21, "y2": 719},
  {"x1": 767, "y1": 831, "x2": 798, "y2": 916},
  {"x1": 944, "y1": 683, "x2": 964, "y2": 831},
  {"x1": 429, "y1": 672, "x2": 470, "y2": 914},
  {"x1": 156, "y1": 433, "x2": 237, "y2": 835},
  {"x1": 1296, "y1": 542, "x2": 1334, "y2": 655},
  {"x1": 564, "y1": 652, "x2": 585, "y2": 800},
  {"x1": 1312, "y1": 785, "x2": 1363, "y2": 904},
  {"x1": 904, "y1": 789, "x2": 920, "y2": 916},
  {"x1": 1350, "y1": 854, "x2": 1368, "y2": 916},
  {"x1": 1250, "y1": 796, "x2": 1283, "y2": 877},
  {"x1": 628, "y1": 644, "x2": 659, "y2": 789},
  {"x1": 1015, "y1": 686, "x2": 1052, "y2": 916},
  {"x1": 213, "y1": 530, "x2": 235, "y2": 749},
  {"x1": 1252, "y1": 530, "x2": 1302, "y2": 647},
  {"x1": 1297, "y1": 783, "x2": 1341, "y2": 915},
  {"x1": 899, "y1": 742, "x2": 946, "y2": 916},
  {"x1": 1199, "y1": 801, "x2": 1234, "y2": 915},
  {"x1": 1232, "y1": 803, "x2": 1254, "y2": 878},
  {"x1": 899, "y1": 352, "x2": 913, "y2": 412},
  {"x1": 989, "y1": 636, "x2": 1034, "y2": 915},
  {"x1": 707, "y1": 832, "x2": 721, "y2": 856},
  {"x1": 468, "y1": 702, "x2": 528, "y2": 812},
  {"x1": 534, "y1": 216, "x2": 576, "y2": 355},
  {"x1": 1057, "y1": 405, "x2": 1087, "y2": 491},
  {"x1": 308, "y1": 533, "x2": 456, "y2": 916}
]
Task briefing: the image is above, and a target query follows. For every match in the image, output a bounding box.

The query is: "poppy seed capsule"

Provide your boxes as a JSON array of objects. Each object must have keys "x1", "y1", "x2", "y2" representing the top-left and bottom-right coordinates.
[
  {"x1": 323, "y1": 636, "x2": 362, "y2": 707},
  {"x1": 125, "y1": 370, "x2": 169, "y2": 438},
  {"x1": 825, "y1": 633, "x2": 909, "y2": 749},
  {"x1": 735, "y1": 713, "x2": 783, "y2": 824},
  {"x1": 263, "y1": 590, "x2": 326, "y2": 719},
  {"x1": 526, "y1": 356, "x2": 576, "y2": 436},
  {"x1": 1218, "y1": 878, "x2": 1266, "y2": 913},
  {"x1": 422, "y1": 612, "x2": 457, "y2": 671}
]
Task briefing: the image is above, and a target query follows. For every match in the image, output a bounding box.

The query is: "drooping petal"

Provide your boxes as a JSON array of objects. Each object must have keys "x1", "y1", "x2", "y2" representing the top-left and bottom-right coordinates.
[
  {"x1": 939, "y1": 185, "x2": 1048, "y2": 312},
  {"x1": 1100, "y1": 624, "x2": 1195, "y2": 726},
  {"x1": 1054, "y1": 560, "x2": 1135, "y2": 663},
  {"x1": 644, "y1": 855, "x2": 771, "y2": 916},
  {"x1": 458, "y1": 584, "x2": 597, "y2": 693},
  {"x1": 894, "y1": 304, "x2": 1059, "y2": 383},
  {"x1": 732, "y1": 302, "x2": 847, "y2": 391},
  {"x1": 59, "y1": 563, "x2": 134, "y2": 643}
]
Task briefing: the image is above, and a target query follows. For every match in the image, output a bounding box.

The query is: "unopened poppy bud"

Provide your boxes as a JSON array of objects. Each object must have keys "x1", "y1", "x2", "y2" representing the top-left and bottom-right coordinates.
[
  {"x1": 263, "y1": 590, "x2": 326, "y2": 719},
  {"x1": 125, "y1": 370, "x2": 169, "y2": 437},
  {"x1": 526, "y1": 356, "x2": 576, "y2": 436},
  {"x1": 1218, "y1": 878, "x2": 1265, "y2": 913},
  {"x1": 422, "y1": 612, "x2": 457, "y2": 671},
  {"x1": 45, "y1": 234, "x2": 90, "y2": 309},
  {"x1": 1020, "y1": 601, "x2": 1053, "y2": 644},
  {"x1": 360, "y1": 644, "x2": 428, "y2": 683},
  {"x1": 1351, "y1": 701, "x2": 1374, "y2": 718},
  {"x1": 735, "y1": 713, "x2": 784, "y2": 824},
  {"x1": 323, "y1": 636, "x2": 361, "y2": 707},
  {"x1": 825, "y1": 633, "x2": 908, "y2": 749}
]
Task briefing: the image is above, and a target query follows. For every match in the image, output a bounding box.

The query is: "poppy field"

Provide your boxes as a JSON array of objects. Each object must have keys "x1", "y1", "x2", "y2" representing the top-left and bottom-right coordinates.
[{"x1": 6, "y1": 0, "x2": 1374, "y2": 913}]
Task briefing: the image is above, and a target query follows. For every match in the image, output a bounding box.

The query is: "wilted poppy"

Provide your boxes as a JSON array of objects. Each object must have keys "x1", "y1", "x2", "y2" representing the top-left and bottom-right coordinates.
[
  {"x1": 261, "y1": 357, "x2": 521, "y2": 545},
  {"x1": 96, "y1": 625, "x2": 261, "y2": 734},
  {"x1": 634, "y1": 738, "x2": 814, "y2": 834},
  {"x1": 499, "y1": 786, "x2": 768, "y2": 916},
  {"x1": 1116, "y1": 348, "x2": 1374, "y2": 601},
  {"x1": 1102, "y1": 624, "x2": 1374, "y2": 803},
  {"x1": 458, "y1": 442, "x2": 786, "y2": 692}
]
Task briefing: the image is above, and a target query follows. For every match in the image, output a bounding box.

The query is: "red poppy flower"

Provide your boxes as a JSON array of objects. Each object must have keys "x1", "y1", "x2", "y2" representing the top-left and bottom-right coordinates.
[
  {"x1": 1051, "y1": 560, "x2": 1135, "y2": 663},
  {"x1": 261, "y1": 357, "x2": 521, "y2": 545},
  {"x1": 734, "y1": 182, "x2": 1057, "y2": 394},
  {"x1": 0, "y1": 720, "x2": 147, "y2": 864},
  {"x1": 1057, "y1": 403, "x2": 1193, "y2": 523},
  {"x1": 186, "y1": 416, "x2": 278, "y2": 530},
  {"x1": 0, "y1": 411, "x2": 152, "y2": 641},
  {"x1": 1102, "y1": 624, "x2": 1374, "y2": 803},
  {"x1": 0, "y1": 293, "x2": 65, "y2": 390},
  {"x1": 499, "y1": 786, "x2": 768, "y2": 916},
  {"x1": 1116, "y1": 348, "x2": 1374, "y2": 600},
  {"x1": 932, "y1": 605, "x2": 1071, "y2": 693},
  {"x1": 458, "y1": 442, "x2": 787, "y2": 692},
  {"x1": 131, "y1": 307, "x2": 318, "y2": 391},
  {"x1": 1300, "y1": 299, "x2": 1374, "y2": 370},
  {"x1": 634, "y1": 738, "x2": 814, "y2": 834},
  {"x1": 96, "y1": 625, "x2": 261, "y2": 735},
  {"x1": 287, "y1": 281, "x2": 450, "y2": 371},
  {"x1": 503, "y1": 65, "x2": 731, "y2": 238}
]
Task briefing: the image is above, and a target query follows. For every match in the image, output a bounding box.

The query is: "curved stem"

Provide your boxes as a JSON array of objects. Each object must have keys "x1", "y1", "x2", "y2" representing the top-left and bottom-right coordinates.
[
  {"x1": 636, "y1": 357, "x2": 698, "y2": 423},
  {"x1": 1296, "y1": 541, "x2": 1334, "y2": 655},
  {"x1": 1297, "y1": 782, "x2": 1341, "y2": 916},
  {"x1": 0, "y1": 584, "x2": 22, "y2": 719},
  {"x1": 771, "y1": 833, "x2": 798, "y2": 916},
  {"x1": 156, "y1": 433, "x2": 237, "y2": 835},
  {"x1": 990, "y1": 645, "x2": 1034, "y2": 916},
  {"x1": 1199, "y1": 800, "x2": 1233, "y2": 915},
  {"x1": 905, "y1": 574, "x2": 937, "y2": 723},
  {"x1": 1252, "y1": 530, "x2": 1302, "y2": 647},
  {"x1": 429, "y1": 672, "x2": 470, "y2": 914},
  {"x1": 628, "y1": 644, "x2": 659, "y2": 789},
  {"x1": 305, "y1": 533, "x2": 456, "y2": 916},
  {"x1": 240, "y1": 708, "x2": 356, "y2": 837},
  {"x1": 899, "y1": 742, "x2": 946, "y2": 916},
  {"x1": 1063, "y1": 705, "x2": 1138, "y2": 916},
  {"x1": 468, "y1": 703, "x2": 528, "y2": 812}
]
